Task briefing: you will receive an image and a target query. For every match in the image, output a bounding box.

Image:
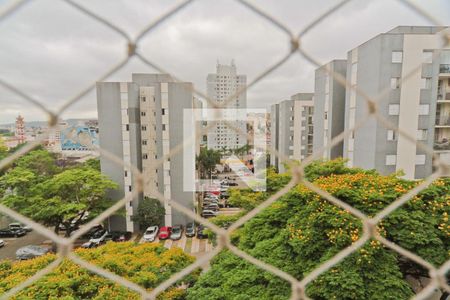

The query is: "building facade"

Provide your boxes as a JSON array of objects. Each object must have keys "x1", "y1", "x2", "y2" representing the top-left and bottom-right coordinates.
[
  {"x1": 96, "y1": 74, "x2": 195, "y2": 232},
  {"x1": 270, "y1": 93, "x2": 314, "y2": 173},
  {"x1": 342, "y1": 26, "x2": 450, "y2": 179},
  {"x1": 206, "y1": 61, "x2": 247, "y2": 151},
  {"x1": 313, "y1": 60, "x2": 347, "y2": 160}
]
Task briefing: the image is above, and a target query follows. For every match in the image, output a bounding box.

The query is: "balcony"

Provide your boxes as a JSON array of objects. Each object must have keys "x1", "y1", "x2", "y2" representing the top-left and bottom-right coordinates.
[
  {"x1": 440, "y1": 64, "x2": 450, "y2": 76},
  {"x1": 435, "y1": 116, "x2": 450, "y2": 127},
  {"x1": 434, "y1": 138, "x2": 450, "y2": 151},
  {"x1": 437, "y1": 92, "x2": 450, "y2": 101}
]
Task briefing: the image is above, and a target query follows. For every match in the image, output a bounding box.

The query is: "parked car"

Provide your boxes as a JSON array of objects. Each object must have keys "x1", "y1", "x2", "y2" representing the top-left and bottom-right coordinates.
[
  {"x1": 105, "y1": 231, "x2": 132, "y2": 242},
  {"x1": 196, "y1": 225, "x2": 208, "y2": 239},
  {"x1": 158, "y1": 226, "x2": 171, "y2": 240},
  {"x1": 203, "y1": 199, "x2": 220, "y2": 205},
  {"x1": 81, "y1": 241, "x2": 97, "y2": 249},
  {"x1": 0, "y1": 239, "x2": 4, "y2": 248},
  {"x1": 72, "y1": 224, "x2": 104, "y2": 239},
  {"x1": 0, "y1": 228, "x2": 26, "y2": 238},
  {"x1": 89, "y1": 230, "x2": 108, "y2": 244},
  {"x1": 203, "y1": 203, "x2": 220, "y2": 210},
  {"x1": 9, "y1": 223, "x2": 32, "y2": 232},
  {"x1": 201, "y1": 210, "x2": 218, "y2": 218},
  {"x1": 185, "y1": 223, "x2": 196, "y2": 237},
  {"x1": 170, "y1": 225, "x2": 183, "y2": 240},
  {"x1": 228, "y1": 182, "x2": 238, "y2": 186},
  {"x1": 16, "y1": 245, "x2": 49, "y2": 260},
  {"x1": 143, "y1": 226, "x2": 159, "y2": 242}
]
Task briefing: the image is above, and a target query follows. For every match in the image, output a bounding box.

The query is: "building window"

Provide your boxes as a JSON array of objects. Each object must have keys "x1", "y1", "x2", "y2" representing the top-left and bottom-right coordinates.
[
  {"x1": 125, "y1": 124, "x2": 129, "y2": 131},
  {"x1": 124, "y1": 170, "x2": 128, "y2": 177},
  {"x1": 324, "y1": 112, "x2": 328, "y2": 120},
  {"x1": 162, "y1": 108, "x2": 166, "y2": 115},
  {"x1": 387, "y1": 130, "x2": 397, "y2": 141},
  {"x1": 391, "y1": 77, "x2": 400, "y2": 89},
  {"x1": 141, "y1": 125, "x2": 147, "y2": 131},
  {"x1": 422, "y1": 51, "x2": 433, "y2": 63},
  {"x1": 415, "y1": 154, "x2": 426, "y2": 165},
  {"x1": 420, "y1": 78, "x2": 431, "y2": 89},
  {"x1": 141, "y1": 111, "x2": 146, "y2": 117},
  {"x1": 392, "y1": 51, "x2": 403, "y2": 63},
  {"x1": 388, "y1": 104, "x2": 400, "y2": 115},
  {"x1": 418, "y1": 104, "x2": 429, "y2": 115},
  {"x1": 142, "y1": 96, "x2": 146, "y2": 102},
  {"x1": 162, "y1": 124, "x2": 166, "y2": 131},
  {"x1": 143, "y1": 154, "x2": 148, "y2": 159},
  {"x1": 386, "y1": 155, "x2": 397, "y2": 166},
  {"x1": 129, "y1": 186, "x2": 132, "y2": 192},
  {"x1": 417, "y1": 129, "x2": 428, "y2": 140},
  {"x1": 142, "y1": 140, "x2": 147, "y2": 145}
]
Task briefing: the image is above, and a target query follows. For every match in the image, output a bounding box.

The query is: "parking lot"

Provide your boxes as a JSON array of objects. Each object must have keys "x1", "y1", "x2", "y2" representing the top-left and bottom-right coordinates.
[
  {"x1": 0, "y1": 231, "x2": 49, "y2": 261},
  {"x1": 139, "y1": 235, "x2": 213, "y2": 255}
]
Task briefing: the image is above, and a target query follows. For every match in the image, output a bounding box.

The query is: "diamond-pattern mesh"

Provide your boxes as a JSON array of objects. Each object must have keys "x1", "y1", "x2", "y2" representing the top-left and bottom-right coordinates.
[{"x1": 0, "y1": 0, "x2": 449, "y2": 299}]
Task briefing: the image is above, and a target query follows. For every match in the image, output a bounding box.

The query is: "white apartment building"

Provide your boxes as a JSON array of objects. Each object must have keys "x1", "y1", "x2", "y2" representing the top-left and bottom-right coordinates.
[
  {"x1": 342, "y1": 26, "x2": 450, "y2": 179},
  {"x1": 206, "y1": 61, "x2": 248, "y2": 151},
  {"x1": 270, "y1": 93, "x2": 314, "y2": 173}
]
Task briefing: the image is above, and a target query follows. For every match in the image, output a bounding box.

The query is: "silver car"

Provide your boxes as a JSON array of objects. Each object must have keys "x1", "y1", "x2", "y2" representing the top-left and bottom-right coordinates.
[
  {"x1": 16, "y1": 245, "x2": 49, "y2": 260},
  {"x1": 143, "y1": 226, "x2": 159, "y2": 242},
  {"x1": 170, "y1": 225, "x2": 183, "y2": 240},
  {"x1": 0, "y1": 239, "x2": 4, "y2": 248}
]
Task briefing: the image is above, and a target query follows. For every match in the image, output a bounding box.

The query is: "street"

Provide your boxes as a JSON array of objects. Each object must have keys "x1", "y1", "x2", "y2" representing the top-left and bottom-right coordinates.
[{"x1": 0, "y1": 231, "x2": 49, "y2": 261}]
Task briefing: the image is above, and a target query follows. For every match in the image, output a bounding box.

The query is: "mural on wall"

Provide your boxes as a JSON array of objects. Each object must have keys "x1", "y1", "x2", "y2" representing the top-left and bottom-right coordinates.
[{"x1": 61, "y1": 126, "x2": 98, "y2": 151}]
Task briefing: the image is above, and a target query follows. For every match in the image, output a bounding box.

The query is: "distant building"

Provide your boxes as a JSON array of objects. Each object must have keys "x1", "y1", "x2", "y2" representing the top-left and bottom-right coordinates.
[
  {"x1": 313, "y1": 60, "x2": 347, "y2": 159},
  {"x1": 342, "y1": 26, "x2": 450, "y2": 179},
  {"x1": 206, "y1": 61, "x2": 247, "y2": 151},
  {"x1": 270, "y1": 93, "x2": 314, "y2": 173},
  {"x1": 15, "y1": 115, "x2": 25, "y2": 144},
  {"x1": 96, "y1": 74, "x2": 196, "y2": 232}
]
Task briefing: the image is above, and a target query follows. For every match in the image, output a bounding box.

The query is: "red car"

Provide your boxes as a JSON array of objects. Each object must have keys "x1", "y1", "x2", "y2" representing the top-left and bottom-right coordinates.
[{"x1": 158, "y1": 226, "x2": 171, "y2": 240}]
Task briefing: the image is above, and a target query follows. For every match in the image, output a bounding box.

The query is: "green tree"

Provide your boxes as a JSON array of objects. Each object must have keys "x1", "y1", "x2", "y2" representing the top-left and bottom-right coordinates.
[
  {"x1": 188, "y1": 160, "x2": 449, "y2": 299},
  {"x1": 132, "y1": 197, "x2": 165, "y2": 230},
  {"x1": 14, "y1": 149, "x2": 60, "y2": 177},
  {"x1": 3, "y1": 167, "x2": 117, "y2": 236},
  {"x1": 84, "y1": 158, "x2": 101, "y2": 171},
  {"x1": 0, "y1": 138, "x2": 7, "y2": 160},
  {"x1": 196, "y1": 147, "x2": 221, "y2": 179}
]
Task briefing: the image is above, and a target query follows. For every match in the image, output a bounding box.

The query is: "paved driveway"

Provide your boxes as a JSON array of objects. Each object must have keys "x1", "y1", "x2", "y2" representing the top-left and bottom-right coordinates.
[{"x1": 0, "y1": 231, "x2": 48, "y2": 261}]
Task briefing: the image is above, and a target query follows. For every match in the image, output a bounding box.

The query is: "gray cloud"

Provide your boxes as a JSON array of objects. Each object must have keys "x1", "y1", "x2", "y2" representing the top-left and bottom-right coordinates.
[{"x1": 0, "y1": 0, "x2": 449, "y2": 124}]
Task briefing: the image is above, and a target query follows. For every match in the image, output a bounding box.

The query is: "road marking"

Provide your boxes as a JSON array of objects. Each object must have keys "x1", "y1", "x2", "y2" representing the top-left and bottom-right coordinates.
[
  {"x1": 205, "y1": 240, "x2": 212, "y2": 252},
  {"x1": 163, "y1": 239, "x2": 172, "y2": 249},
  {"x1": 178, "y1": 236, "x2": 187, "y2": 251},
  {"x1": 191, "y1": 237, "x2": 199, "y2": 253}
]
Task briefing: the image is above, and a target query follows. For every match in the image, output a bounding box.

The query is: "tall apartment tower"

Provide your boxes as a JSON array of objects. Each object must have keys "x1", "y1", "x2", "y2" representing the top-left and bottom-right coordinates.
[
  {"x1": 343, "y1": 26, "x2": 450, "y2": 179},
  {"x1": 206, "y1": 61, "x2": 247, "y2": 151},
  {"x1": 270, "y1": 93, "x2": 314, "y2": 173},
  {"x1": 313, "y1": 60, "x2": 347, "y2": 159},
  {"x1": 96, "y1": 74, "x2": 195, "y2": 232}
]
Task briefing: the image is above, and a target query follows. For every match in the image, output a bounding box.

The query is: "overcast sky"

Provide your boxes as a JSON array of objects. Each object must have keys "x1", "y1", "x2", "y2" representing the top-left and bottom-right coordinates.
[{"x1": 0, "y1": 0, "x2": 449, "y2": 124}]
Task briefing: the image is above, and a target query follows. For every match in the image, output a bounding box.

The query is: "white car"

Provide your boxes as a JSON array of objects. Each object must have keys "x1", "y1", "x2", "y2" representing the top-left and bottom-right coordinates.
[
  {"x1": 9, "y1": 223, "x2": 32, "y2": 232},
  {"x1": 143, "y1": 226, "x2": 159, "y2": 242},
  {"x1": 0, "y1": 239, "x2": 4, "y2": 247},
  {"x1": 89, "y1": 230, "x2": 108, "y2": 244}
]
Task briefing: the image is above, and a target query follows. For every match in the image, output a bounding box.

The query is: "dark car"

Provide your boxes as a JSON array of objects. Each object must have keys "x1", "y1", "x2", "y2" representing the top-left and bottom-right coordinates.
[
  {"x1": 76, "y1": 224, "x2": 104, "y2": 239},
  {"x1": 196, "y1": 225, "x2": 208, "y2": 239},
  {"x1": 228, "y1": 182, "x2": 238, "y2": 186},
  {"x1": 0, "y1": 228, "x2": 26, "y2": 238},
  {"x1": 106, "y1": 231, "x2": 132, "y2": 242},
  {"x1": 185, "y1": 223, "x2": 196, "y2": 237}
]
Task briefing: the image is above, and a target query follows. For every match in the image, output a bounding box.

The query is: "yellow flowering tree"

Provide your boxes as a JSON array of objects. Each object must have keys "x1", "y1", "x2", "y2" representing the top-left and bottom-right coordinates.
[
  {"x1": 0, "y1": 242, "x2": 197, "y2": 299},
  {"x1": 188, "y1": 160, "x2": 449, "y2": 299}
]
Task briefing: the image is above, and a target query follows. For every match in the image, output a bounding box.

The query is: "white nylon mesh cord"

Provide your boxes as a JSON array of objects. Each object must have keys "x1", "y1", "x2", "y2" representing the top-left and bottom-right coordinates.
[{"x1": 0, "y1": 0, "x2": 449, "y2": 299}]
